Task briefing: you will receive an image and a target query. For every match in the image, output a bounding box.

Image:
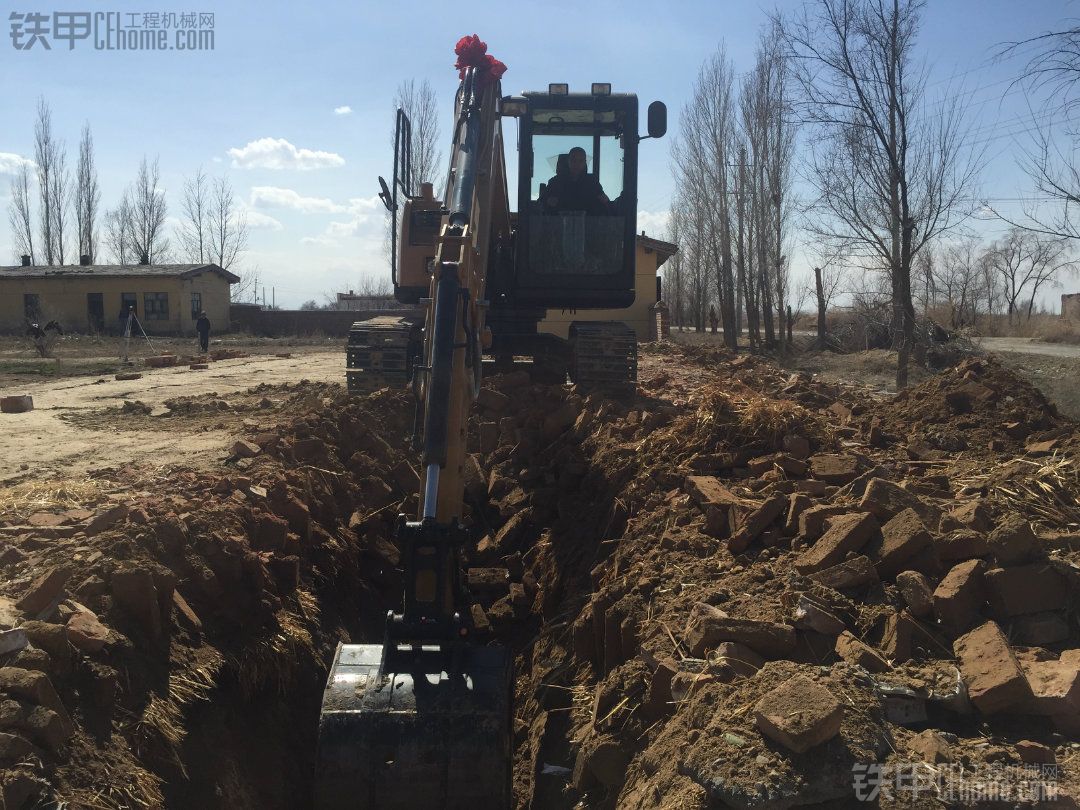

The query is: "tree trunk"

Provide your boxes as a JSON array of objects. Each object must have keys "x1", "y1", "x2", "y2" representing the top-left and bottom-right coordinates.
[{"x1": 814, "y1": 266, "x2": 827, "y2": 349}]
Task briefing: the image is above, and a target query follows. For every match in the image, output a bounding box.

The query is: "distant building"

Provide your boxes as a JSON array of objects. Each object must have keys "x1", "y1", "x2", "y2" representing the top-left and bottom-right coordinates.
[
  {"x1": 1063, "y1": 292, "x2": 1080, "y2": 322},
  {"x1": 0, "y1": 256, "x2": 239, "y2": 333},
  {"x1": 335, "y1": 291, "x2": 398, "y2": 311},
  {"x1": 540, "y1": 232, "x2": 678, "y2": 342}
]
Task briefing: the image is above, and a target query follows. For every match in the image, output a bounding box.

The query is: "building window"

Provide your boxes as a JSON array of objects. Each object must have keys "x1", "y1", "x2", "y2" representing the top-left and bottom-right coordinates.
[
  {"x1": 144, "y1": 292, "x2": 169, "y2": 320},
  {"x1": 23, "y1": 294, "x2": 40, "y2": 321},
  {"x1": 191, "y1": 292, "x2": 202, "y2": 320},
  {"x1": 120, "y1": 292, "x2": 137, "y2": 317}
]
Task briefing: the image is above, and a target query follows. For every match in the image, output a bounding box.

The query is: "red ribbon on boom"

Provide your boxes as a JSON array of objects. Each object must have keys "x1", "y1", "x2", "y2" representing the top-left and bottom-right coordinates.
[{"x1": 454, "y1": 34, "x2": 507, "y2": 87}]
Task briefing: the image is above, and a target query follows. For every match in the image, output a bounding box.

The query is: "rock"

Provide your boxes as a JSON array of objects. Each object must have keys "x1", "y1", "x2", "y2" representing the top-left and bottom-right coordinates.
[
  {"x1": 985, "y1": 563, "x2": 1068, "y2": 617},
  {"x1": 85, "y1": 504, "x2": 128, "y2": 536},
  {"x1": 871, "y1": 509, "x2": 932, "y2": 578},
  {"x1": 476, "y1": 387, "x2": 510, "y2": 414},
  {"x1": 935, "y1": 530, "x2": 991, "y2": 562},
  {"x1": 685, "y1": 611, "x2": 796, "y2": 659},
  {"x1": 1015, "y1": 740, "x2": 1056, "y2": 764},
  {"x1": 932, "y1": 559, "x2": 987, "y2": 635},
  {"x1": 797, "y1": 504, "x2": 848, "y2": 542},
  {"x1": 835, "y1": 631, "x2": 890, "y2": 673},
  {"x1": 793, "y1": 596, "x2": 846, "y2": 635},
  {"x1": 881, "y1": 611, "x2": 920, "y2": 662},
  {"x1": 17, "y1": 622, "x2": 72, "y2": 668},
  {"x1": 0, "y1": 631, "x2": 27, "y2": 657},
  {"x1": 254, "y1": 514, "x2": 289, "y2": 552},
  {"x1": 574, "y1": 735, "x2": 631, "y2": 789},
  {"x1": 0, "y1": 698, "x2": 70, "y2": 752},
  {"x1": 754, "y1": 674, "x2": 843, "y2": 753},
  {"x1": 642, "y1": 655, "x2": 677, "y2": 720},
  {"x1": 895, "y1": 571, "x2": 934, "y2": 618},
  {"x1": 809, "y1": 454, "x2": 859, "y2": 485},
  {"x1": 110, "y1": 568, "x2": 162, "y2": 639},
  {"x1": 987, "y1": 516, "x2": 1037, "y2": 566},
  {"x1": 65, "y1": 609, "x2": 110, "y2": 653},
  {"x1": 794, "y1": 512, "x2": 878, "y2": 574},
  {"x1": 729, "y1": 495, "x2": 786, "y2": 553},
  {"x1": 172, "y1": 591, "x2": 202, "y2": 634},
  {"x1": 0, "y1": 668, "x2": 71, "y2": 730},
  {"x1": 859, "y1": 478, "x2": 940, "y2": 528},
  {"x1": 1022, "y1": 658, "x2": 1080, "y2": 731},
  {"x1": 0, "y1": 731, "x2": 33, "y2": 766},
  {"x1": 940, "y1": 500, "x2": 992, "y2": 534},
  {"x1": 467, "y1": 568, "x2": 510, "y2": 599},
  {"x1": 909, "y1": 729, "x2": 953, "y2": 763},
  {"x1": 15, "y1": 566, "x2": 72, "y2": 617},
  {"x1": 714, "y1": 642, "x2": 766, "y2": 677},
  {"x1": 231, "y1": 439, "x2": 261, "y2": 458},
  {"x1": 808, "y1": 555, "x2": 878, "y2": 590},
  {"x1": 1012, "y1": 612, "x2": 1069, "y2": 646},
  {"x1": 492, "y1": 511, "x2": 531, "y2": 554},
  {"x1": 785, "y1": 494, "x2": 812, "y2": 535},
  {"x1": 953, "y1": 621, "x2": 1033, "y2": 715},
  {"x1": 783, "y1": 434, "x2": 811, "y2": 460},
  {"x1": 292, "y1": 437, "x2": 328, "y2": 462}
]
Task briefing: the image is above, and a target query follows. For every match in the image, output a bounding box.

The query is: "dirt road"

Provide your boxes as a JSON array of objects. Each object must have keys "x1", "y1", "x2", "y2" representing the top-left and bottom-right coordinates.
[
  {"x1": 977, "y1": 336, "x2": 1080, "y2": 358},
  {"x1": 0, "y1": 348, "x2": 343, "y2": 483}
]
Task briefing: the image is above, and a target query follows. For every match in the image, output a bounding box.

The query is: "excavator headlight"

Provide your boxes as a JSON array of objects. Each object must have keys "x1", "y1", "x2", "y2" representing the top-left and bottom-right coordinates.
[
  {"x1": 591, "y1": 83, "x2": 611, "y2": 96},
  {"x1": 548, "y1": 83, "x2": 568, "y2": 95},
  {"x1": 499, "y1": 96, "x2": 527, "y2": 117}
]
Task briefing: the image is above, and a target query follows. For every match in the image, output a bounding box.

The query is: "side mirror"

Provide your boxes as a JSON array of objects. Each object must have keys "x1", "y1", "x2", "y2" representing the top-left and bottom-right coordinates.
[
  {"x1": 378, "y1": 176, "x2": 394, "y2": 212},
  {"x1": 647, "y1": 101, "x2": 667, "y2": 139}
]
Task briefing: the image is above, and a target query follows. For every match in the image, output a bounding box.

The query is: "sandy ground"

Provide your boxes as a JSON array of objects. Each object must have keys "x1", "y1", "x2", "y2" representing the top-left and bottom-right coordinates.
[{"x1": 0, "y1": 348, "x2": 343, "y2": 484}]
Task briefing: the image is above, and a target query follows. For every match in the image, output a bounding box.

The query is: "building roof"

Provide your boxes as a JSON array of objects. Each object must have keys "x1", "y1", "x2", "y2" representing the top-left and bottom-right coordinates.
[
  {"x1": 637, "y1": 233, "x2": 679, "y2": 268},
  {"x1": 0, "y1": 263, "x2": 241, "y2": 283}
]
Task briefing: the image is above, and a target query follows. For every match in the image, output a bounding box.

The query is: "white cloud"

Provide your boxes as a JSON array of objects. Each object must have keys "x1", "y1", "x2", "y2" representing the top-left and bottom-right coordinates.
[
  {"x1": 0, "y1": 152, "x2": 35, "y2": 176},
  {"x1": 244, "y1": 210, "x2": 284, "y2": 231},
  {"x1": 227, "y1": 138, "x2": 345, "y2": 171},
  {"x1": 298, "y1": 195, "x2": 384, "y2": 246},
  {"x1": 300, "y1": 234, "x2": 339, "y2": 247},
  {"x1": 250, "y1": 185, "x2": 345, "y2": 213},
  {"x1": 333, "y1": 106, "x2": 353, "y2": 116},
  {"x1": 637, "y1": 209, "x2": 670, "y2": 238}
]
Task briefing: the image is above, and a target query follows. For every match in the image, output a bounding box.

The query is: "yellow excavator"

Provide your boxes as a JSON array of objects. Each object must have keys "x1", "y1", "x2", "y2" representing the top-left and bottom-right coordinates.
[{"x1": 316, "y1": 39, "x2": 666, "y2": 808}]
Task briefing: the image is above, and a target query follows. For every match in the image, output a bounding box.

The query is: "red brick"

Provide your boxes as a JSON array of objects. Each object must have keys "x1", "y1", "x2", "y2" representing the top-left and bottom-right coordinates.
[
  {"x1": 985, "y1": 563, "x2": 1069, "y2": 617},
  {"x1": 953, "y1": 621, "x2": 1033, "y2": 715},
  {"x1": 808, "y1": 555, "x2": 878, "y2": 590},
  {"x1": 1022, "y1": 658, "x2": 1080, "y2": 732},
  {"x1": 15, "y1": 566, "x2": 72, "y2": 616},
  {"x1": 0, "y1": 395, "x2": 34, "y2": 413},
  {"x1": 882, "y1": 611, "x2": 920, "y2": 662},
  {"x1": 935, "y1": 531, "x2": 991, "y2": 562},
  {"x1": 896, "y1": 570, "x2": 934, "y2": 617},
  {"x1": 754, "y1": 675, "x2": 843, "y2": 753},
  {"x1": 684, "y1": 612, "x2": 796, "y2": 659},
  {"x1": 835, "y1": 631, "x2": 890, "y2": 672},
  {"x1": 871, "y1": 508, "x2": 932, "y2": 578},
  {"x1": 729, "y1": 494, "x2": 786, "y2": 553},
  {"x1": 932, "y1": 559, "x2": 987, "y2": 635},
  {"x1": 859, "y1": 478, "x2": 941, "y2": 527},
  {"x1": 809, "y1": 454, "x2": 859, "y2": 485},
  {"x1": 794, "y1": 512, "x2": 879, "y2": 574}
]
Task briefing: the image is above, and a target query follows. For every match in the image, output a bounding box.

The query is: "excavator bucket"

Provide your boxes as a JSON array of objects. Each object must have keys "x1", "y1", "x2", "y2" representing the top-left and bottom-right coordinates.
[{"x1": 315, "y1": 641, "x2": 513, "y2": 809}]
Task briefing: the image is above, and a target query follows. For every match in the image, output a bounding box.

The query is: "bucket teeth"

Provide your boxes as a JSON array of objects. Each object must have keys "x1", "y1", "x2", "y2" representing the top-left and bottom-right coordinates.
[
  {"x1": 346, "y1": 316, "x2": 422, "y2": 394},
  {"x1": 570, "y1": 321, "x2": 637, "y2": 391}
]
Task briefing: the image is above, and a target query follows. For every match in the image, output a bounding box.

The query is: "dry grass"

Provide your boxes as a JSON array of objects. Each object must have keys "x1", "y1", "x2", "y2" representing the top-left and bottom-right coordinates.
[
  {"x1": 694, "y1": 384, "x2": 834, "y2": 451},
  {"x1": 988, "y1": 454, "x2": 1080, "y2": 531},
  {"x1": 0, "y1": 476, "x2": 115, "y2": 519}
]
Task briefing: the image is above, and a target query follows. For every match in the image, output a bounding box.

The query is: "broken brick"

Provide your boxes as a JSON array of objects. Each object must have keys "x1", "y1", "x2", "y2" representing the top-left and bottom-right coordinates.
[
  {"x1": 754, "y1": 675, "x2": 843, "y2": 753},
  {"x1": 870, "y1": 508, "x2": 932, "y2": 578},
  {"x1": 987, "y1": 515, "x2": 1037, "y2": 566},
  {"x1": 15, "y1": 566, "x2": 72, "y2": 617},
  {"x1": 859, "y1": 478, "x2": 941, "y2": 528},
  {"x1": 932, "y1": 559, "x2": 987, "y2": 635},
  {"x1": 809, "y1": 454, "x2": 859, "y2": 485},
  {"x1": 835, "y1": 631, "x2": 890, "y2": 673},
  {"x1": 940, "y1": 499, "x2": 992, "y2": 534},
  {"x1": 896, "y1": 570, "x2": 935, "y2": 618},
  {"x1": 809, "y1": 555, "x2": 879, "y2": 590},
  {"x1": 985, "y1": 563, "x2": 1068, "y2": 617},
  {"x1": 953, "y1": 621, "x2": 1033, "y2": 715},
  {"x1": 797, "y1": 504, "x2": 849, "y2": 542},
  {"x1": 729, "y1": 494, "x2": 786, "y2": 553},
  {"x1": 794, "y1": 512, "x2": 878, "y2": 574},
  {"x1": 685, "y1": 611, "x2": 796, "y2": 660}
]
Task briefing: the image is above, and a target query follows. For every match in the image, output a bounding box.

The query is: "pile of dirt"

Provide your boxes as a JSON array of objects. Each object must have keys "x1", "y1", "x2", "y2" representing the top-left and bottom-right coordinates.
[
  {"x1": 0, "y1": 383, "x2": 419, "y2": 808},
  {"x1": 2, "y1": 344, "x2": 1080, "y2": 810}
]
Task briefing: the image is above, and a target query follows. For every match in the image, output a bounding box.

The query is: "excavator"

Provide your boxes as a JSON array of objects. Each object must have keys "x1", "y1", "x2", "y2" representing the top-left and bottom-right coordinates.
[{"x1": 316, "y1": 37, "x2": 665, "y2": 808}]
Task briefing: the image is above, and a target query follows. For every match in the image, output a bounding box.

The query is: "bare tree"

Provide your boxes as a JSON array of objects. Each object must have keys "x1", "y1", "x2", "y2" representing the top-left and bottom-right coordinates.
[
  {"x1": 207, "y1": 176, "x2": 247, "y2": 271},
  {"x1": 394, "y1": 79, "x2": 443, "y2": 193},
  {"x1": 103, "y1": 191, "x2": 134, "y2": 265},
  {"x1": 996, "y1": 24, "x2": 1080, "y2": 239},
  {"x1": 984, "y1": 227, "x2": 1074, "y2": 322},
  {"x1": 34, "y1": 98, "x2": 62, "y2": 265},
  {"x1": 127, "y1": 156, "x2": 169, "y2": 264},
  {"x1": 178, "y1": 167, "x2": 210, "y2": 263},
  {"x1": 674, "y1": 47, "x2": 738, "y2": 348},
  {"x1": 74, "y1": 123, "x2": 100, "y2": 263},
  {"x1": 782, "y1": 0, "x2": 983, "y2": 387},
  {"x1": 8, "y1": 163, "x2": 35, "y2": 264},
  {"x1": 663, "y1": 205, "x2": 688, "y2": 330}
]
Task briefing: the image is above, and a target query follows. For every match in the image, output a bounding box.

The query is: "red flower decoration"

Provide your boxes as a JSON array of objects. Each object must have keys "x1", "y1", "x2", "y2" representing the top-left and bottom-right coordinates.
[{"x1": 454, "y1": 34, "x2": 506, "y2": 87}]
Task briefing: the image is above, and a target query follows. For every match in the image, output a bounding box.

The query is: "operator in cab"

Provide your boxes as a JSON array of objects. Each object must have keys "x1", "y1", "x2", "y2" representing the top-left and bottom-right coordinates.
[{"x1": 543, "y1": 146, "x2": 609, "y2": 215}]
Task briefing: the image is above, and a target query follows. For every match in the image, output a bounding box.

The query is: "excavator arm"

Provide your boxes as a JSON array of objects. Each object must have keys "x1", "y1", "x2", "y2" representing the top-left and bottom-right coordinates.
[{"x1": 315, "y1": 65, "x2": 514, "y2": 809}]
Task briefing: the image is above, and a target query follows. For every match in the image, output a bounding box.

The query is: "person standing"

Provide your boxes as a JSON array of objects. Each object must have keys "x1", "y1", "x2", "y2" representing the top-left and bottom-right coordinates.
[{"x1": 195, "y1": 311, "x2": 211, "y2": 353}]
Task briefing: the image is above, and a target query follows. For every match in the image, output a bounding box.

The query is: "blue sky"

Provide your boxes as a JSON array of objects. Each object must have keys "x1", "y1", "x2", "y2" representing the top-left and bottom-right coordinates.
[{"x1": 0, "y1": 0, "x2": 1076, "y2": 307}]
